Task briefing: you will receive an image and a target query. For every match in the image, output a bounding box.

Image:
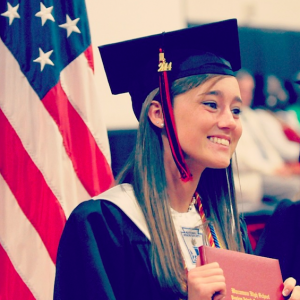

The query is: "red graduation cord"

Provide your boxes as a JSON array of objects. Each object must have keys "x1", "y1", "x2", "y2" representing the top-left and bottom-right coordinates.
[{"x1": 194, "y1": 192, "x2": 220, "y2": 248}]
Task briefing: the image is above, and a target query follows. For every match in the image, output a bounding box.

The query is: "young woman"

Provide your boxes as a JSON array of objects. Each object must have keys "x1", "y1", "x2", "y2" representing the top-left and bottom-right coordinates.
[{"x1": 54, "y1": 19, "x2": 300, "y2": 300}]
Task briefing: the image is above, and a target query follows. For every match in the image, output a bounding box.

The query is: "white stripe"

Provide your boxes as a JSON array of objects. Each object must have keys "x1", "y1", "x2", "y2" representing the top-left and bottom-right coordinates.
[
  {"x1": 0, "y1": 39, "x2": 90, "y2": 218},
  {"x1": 0, "y1": 174, "x2": 55, "y2": 300},
  {"x1": 60, "y1": 52, "x2": 112, "y2": 165}
]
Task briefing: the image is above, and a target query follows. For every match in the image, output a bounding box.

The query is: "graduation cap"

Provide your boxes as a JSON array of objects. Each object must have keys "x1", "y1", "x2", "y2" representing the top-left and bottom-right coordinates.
[
  {"x1": 99, "y1": 19, "x2": 240, "y2": 119},
  {"x1": 99, "y1": 19, "x2": 241, "y2": 182}
]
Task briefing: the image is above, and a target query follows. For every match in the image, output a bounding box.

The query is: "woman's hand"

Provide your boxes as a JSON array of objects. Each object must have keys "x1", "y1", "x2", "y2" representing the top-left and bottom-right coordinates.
[
  {"x1": 188, "y1": 256, "x2": 226, "y2": 300},
  {"x1": 282, "y1": 277, "x2": 300, "y2": 299}
]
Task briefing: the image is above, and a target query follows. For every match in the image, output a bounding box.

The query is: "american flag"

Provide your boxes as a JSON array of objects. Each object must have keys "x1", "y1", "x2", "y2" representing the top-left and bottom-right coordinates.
[{"x1": 0, "y1": 0, "x2": 114, "y2": 299}]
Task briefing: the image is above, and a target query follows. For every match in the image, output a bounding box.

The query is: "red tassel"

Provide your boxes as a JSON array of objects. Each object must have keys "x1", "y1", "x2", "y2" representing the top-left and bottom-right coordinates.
[{"x1": 158, "y1": 49, "x2": 192, "y2": 182}]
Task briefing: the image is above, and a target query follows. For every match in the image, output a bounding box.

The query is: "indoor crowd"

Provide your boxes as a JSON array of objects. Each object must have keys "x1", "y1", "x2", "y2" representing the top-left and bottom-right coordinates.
[{"x1": 234, "y1": 69, "x2": 300, "y2": 211}]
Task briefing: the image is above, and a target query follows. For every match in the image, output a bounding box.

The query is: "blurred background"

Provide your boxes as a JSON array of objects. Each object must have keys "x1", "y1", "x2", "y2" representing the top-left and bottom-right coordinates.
[
  {"x1": 86, "y1": 0, "x2": 300, "y2": 180},
  {"x1": 87, "y1": 0, "x2": 300, "y2": 129}
]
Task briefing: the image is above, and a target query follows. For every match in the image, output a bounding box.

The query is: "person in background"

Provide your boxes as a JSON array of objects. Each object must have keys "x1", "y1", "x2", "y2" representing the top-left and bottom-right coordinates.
[
  {"x1": 254, "y1": 79, "x2": 300, "y2": 289},
  {"x1": 234, "y1": 69, "x2": 300, "y2": 207},
  {"x1": 54, "y1": 21, "x2": 300, "y2": 300},
  {"x1": 254, "y1": 73, "x2": 300, "y2": 163},
  {"x1": 260, "y1": 74, "x2": 300, "y2": 136},
  {"x1": 255, "y1": 199, "x2": 300, "y2": 286},
  {"x1": 285, "y1": 70, "x2": 300, "y2": 124},
  {"x1": 264, "y1": 74, "x2": 289, "y2": 111}
]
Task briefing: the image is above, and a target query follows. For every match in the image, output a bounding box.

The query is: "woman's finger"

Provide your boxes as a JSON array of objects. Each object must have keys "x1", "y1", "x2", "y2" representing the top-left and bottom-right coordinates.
[
  {"x1": 288, "y1": 285, "x2": 300, "y2": 300},
  {"x1": 283, "y1": 277, "x2": 297, "y2": 297}
]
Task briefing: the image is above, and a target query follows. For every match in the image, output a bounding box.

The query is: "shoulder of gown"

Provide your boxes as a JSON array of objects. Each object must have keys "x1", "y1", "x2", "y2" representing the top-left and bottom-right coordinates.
[{"x1": 54, "y1": 199, "x2": 172, "y2": 300}]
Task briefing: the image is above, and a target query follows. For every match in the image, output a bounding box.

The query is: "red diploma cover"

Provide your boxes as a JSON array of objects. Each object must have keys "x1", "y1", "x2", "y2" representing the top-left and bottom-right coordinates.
[{"x1": 199, "y1": 246, "x2": 284, "y2": 300}]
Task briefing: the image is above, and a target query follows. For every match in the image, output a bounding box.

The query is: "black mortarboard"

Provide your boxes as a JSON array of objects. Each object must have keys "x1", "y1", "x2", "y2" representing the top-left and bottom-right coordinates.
[{"x1": 99, "y1": 19, "x2": 241, "y2": 120}]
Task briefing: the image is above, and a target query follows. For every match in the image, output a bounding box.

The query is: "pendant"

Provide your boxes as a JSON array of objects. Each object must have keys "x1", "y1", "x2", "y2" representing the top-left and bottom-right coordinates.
[{"x1": 187, "y1": 197, "x2": 196, "y2": 212}]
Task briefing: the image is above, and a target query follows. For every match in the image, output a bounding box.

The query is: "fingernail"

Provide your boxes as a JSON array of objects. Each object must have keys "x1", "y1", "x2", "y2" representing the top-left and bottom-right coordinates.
[{"x1": 282, "y1": 289, "x2": 289, "y2": 297}]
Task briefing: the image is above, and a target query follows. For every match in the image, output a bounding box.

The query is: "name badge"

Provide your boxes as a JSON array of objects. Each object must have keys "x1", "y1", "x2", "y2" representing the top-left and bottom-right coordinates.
[{"x1": 181, "y1": 227, "x2": 205, "y2": 264}]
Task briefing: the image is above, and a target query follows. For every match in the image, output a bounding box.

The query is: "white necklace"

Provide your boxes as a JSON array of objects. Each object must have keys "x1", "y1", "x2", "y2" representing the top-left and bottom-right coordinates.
[{"x1": 187, "y1": 197, "x2": 196, "y2": 212}]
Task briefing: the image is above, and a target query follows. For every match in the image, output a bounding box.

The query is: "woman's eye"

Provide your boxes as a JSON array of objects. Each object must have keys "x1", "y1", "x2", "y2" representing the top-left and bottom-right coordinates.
[
  {"x1": 203, "y1": 102, "x2": 217, "y2": 109},
  {"x1": 232, "y1": 108, "x2": 242, "y2": 115}
]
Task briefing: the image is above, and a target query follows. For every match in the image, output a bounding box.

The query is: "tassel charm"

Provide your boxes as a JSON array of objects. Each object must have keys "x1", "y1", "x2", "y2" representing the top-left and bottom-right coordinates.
[{"x1": 158, "y1": 49, "x2": 172, "y2": 72}]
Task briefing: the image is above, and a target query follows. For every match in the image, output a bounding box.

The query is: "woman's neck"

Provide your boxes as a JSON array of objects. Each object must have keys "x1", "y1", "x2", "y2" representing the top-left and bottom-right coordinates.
[
  {"x1": 164, "y1": 155, "x2": 203, "y2": 213},
  {"x1": 167, "y1": 179, "x2": 199, "y2": 213},
  {"x1": 161, "y1": 135, "x2": 205, "y2": 212}
]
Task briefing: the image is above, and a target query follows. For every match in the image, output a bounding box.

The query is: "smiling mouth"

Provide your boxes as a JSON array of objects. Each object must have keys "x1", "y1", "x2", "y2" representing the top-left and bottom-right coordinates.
[{"x1": 208, "y1": 137, "x2": 230, "y2": 146}]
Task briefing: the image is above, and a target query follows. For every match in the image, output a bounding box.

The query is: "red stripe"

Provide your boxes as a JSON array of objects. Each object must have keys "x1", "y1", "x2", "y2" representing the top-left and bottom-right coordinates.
[
  {"x1": 0, "y1": 109, "x2": 66, "y2": 264},
  {"x1": 42, "y1": 82, "x2": 114, "y2": 197},
  {"x1": 0, "y1": 245, "x2": 35, "y2": 300},
  {"x1": 84, "y1": 45, "x2": 94, "y2": 72}
]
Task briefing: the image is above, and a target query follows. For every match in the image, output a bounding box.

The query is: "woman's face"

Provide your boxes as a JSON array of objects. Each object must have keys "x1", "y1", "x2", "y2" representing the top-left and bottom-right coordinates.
[{"x1": 173, "y1": 76, "x2": 242, "y2": 171}]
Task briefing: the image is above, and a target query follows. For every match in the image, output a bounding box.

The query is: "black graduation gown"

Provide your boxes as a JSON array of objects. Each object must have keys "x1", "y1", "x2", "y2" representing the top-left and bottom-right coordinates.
[{"x1": 54, "y1": 190, "x2": 253, "y2": 300}]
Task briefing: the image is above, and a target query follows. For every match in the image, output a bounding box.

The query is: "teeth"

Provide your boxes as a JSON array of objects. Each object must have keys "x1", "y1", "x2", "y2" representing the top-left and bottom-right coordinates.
[{"x1": 209, "y1": 137, "x2": 229, "y2": 146}]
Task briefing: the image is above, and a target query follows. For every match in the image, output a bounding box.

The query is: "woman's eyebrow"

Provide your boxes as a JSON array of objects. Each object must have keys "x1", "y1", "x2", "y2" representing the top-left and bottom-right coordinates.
[
  {"x1": 234, "y1": 96, "x2": 243, "y2": 104},
  {"x1": 198, "y1": 90, "x2": 220, "y2": 96},
  {"x1": 198, "y1": 91, "x2": 243, "y2": 103}
]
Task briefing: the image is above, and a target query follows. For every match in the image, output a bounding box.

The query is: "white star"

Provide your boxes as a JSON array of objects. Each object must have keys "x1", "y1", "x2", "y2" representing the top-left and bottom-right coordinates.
[
  {"x1": 59, "y1": 14, "x2": 81, "y2": 38},
  {"x1": 33, "y1": 48, "x2": 54, "y2": 71},
  {"x1": 1, "y1": 2, "x2": 21, "y2": 26},
  {"x1": 35, "y1": 2, "x2": 55, "y2": 26}
]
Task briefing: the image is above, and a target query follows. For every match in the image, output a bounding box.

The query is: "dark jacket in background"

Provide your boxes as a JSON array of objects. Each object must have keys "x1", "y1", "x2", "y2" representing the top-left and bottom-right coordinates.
[{"x1": 255, "y1": 199, "x2": 300, "y2": 283}]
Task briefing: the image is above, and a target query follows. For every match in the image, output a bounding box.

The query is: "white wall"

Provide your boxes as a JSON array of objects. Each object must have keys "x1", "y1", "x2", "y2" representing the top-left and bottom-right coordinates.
[
  {"x1": 186, "y1": 0, "x2": 300, "y2": 30},
  {"x1": 86, "y1": 0, "x2": 300, "y2": 130}
]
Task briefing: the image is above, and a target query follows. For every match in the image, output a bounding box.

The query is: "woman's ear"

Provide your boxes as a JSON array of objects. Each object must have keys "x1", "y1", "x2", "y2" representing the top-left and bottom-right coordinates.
[{"x1": 148, "y1": 100, "x2": 164, "y2": 128}]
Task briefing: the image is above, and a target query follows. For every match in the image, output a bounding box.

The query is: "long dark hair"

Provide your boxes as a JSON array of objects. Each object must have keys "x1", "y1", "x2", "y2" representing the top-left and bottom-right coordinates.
[{"x1": 117, "y1": 74, "x2": 244, "y2": 298}]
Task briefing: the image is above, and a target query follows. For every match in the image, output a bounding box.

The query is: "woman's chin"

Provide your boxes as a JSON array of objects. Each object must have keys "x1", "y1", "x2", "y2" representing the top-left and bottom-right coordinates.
[{"x1": 208, "y1": 160, "x2": 231, "y2": 170}]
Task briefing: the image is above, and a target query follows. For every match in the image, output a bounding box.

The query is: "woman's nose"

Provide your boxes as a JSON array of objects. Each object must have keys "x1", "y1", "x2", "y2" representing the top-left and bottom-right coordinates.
[{"x1": 217, "y1": 110, "x2": 237, "y2": 129}]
